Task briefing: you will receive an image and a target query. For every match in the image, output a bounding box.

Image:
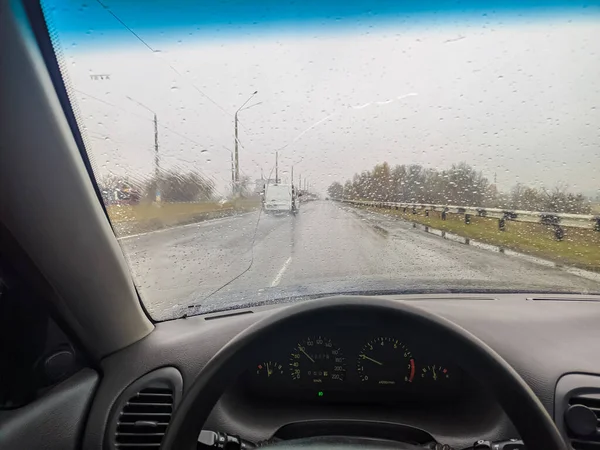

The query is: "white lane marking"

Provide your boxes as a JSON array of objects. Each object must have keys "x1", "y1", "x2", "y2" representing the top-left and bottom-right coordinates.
[
  {"x1": 117, "y1": 211, "x2": 255, "y2": 241},
  {"x1": 271, "y1": 257, "x2": 292, "y2": 287}
]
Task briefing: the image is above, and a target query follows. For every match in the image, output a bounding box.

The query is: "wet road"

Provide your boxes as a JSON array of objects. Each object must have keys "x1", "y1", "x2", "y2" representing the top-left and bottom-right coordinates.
[{"x1": 120, "y1": 201, "x2": 600, "y2": 320}]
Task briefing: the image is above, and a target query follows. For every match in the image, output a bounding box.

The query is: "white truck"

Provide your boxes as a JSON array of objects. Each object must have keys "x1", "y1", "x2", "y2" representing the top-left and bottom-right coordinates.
[{"x1": 263, "y1": 183, "x2": 298, "y2": 215}]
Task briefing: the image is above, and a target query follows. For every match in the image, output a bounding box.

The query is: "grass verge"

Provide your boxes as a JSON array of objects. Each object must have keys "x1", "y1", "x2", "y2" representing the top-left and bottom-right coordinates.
[
  {"x1": 361, "y1": 206, "x2": 600, "y2": 272},
  {"x1": 108, "y1": 198, "x2": 260, "y2": 236}
]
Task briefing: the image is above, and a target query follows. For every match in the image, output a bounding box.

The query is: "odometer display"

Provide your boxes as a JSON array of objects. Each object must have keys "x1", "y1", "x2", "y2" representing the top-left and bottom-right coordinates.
[
  {"x1": 357, "y1": 337, "x2": 415, "y2": 385},
  {"x1": 289, "y1": 336, "x2": 346, "y2": 384}
]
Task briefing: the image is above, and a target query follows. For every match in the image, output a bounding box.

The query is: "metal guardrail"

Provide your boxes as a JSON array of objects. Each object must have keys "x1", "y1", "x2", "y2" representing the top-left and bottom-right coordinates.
[{"x1": 341, "y1": 199, "x2": 600, "y2": 239}]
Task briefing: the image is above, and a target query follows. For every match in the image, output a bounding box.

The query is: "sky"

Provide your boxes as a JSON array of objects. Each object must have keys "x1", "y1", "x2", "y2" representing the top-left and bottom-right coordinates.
[{"x1": 43, "y1": 0, "x2": 600, "y2": 197}]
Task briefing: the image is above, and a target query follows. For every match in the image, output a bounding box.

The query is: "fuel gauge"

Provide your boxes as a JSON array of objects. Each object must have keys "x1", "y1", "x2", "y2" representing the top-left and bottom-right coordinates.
[
  {"x1": 256, "y1": 361, "x2": 284, "y2": 379},
  {"x1": 421, "y1": 365, "x2": 450, "y2": 382}
]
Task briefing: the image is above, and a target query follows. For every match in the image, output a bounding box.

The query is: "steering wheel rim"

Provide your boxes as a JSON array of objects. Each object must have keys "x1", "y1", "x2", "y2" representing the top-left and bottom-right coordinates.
[{"x1": 161, "y1": 296, "x2": 567, "y2": 450}]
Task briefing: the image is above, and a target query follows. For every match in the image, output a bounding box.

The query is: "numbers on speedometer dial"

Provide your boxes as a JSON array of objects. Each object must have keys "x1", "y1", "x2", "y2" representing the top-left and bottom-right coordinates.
[
  {"x1": 289, "y1": 336, "x2": 346, "y2": 384},
  {"x1": 357, "y1": 337, "x2": 415, "y2": 385}
]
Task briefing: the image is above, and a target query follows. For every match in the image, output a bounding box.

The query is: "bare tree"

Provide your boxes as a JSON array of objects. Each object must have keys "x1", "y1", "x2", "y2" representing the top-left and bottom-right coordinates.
[{"x1": 154, "y1": 170, "x2": 215, "y2": 203}]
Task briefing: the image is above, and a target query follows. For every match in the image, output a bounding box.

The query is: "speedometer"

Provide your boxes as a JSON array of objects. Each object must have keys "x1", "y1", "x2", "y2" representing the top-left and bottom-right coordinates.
[{"x1": 289, "y1": 336, "x2": 346, "y2": 384}]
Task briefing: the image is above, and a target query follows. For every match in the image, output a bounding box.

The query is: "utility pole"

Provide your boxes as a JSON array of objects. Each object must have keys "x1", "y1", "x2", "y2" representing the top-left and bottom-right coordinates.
[
  {"x1": 299, "y1": 174, "x2": 301, "y2": 191},
  {"x1": 233, "y1": 90, "x2": 259, "y2": 196},
  {"x1": 153, "y1": 113, "x2": 160, "y2": 202},
  {"x1": 291, "y1": 165, "x2": 294, "y2": 187},
  {"x1": 275, "y1": 151, "x2": 279, "y2": 184},
  {"x1": 234, "y1": 111, "x2": 239, "y2": 192},
  {"x1": 126, "y1": 97, "x2": 160, "y2": 203},
  {"x1": 230, "y1": 151, "x2": 235, "y2": 194}
]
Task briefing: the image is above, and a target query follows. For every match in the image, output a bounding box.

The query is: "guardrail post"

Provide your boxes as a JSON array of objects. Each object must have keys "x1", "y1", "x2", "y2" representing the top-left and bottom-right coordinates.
[
  {"x1": 554, "y1": 225, "x2": 564, "y2": 241},
  {"x1": 465, "y1": 214, "x2": 471, "y2": 224},
  {"x1": 425, "y1": 210, "x2": 429, "y2": 217},
  {"x1": 498, "y1": 218, "x2": 506, "y2": 231}
]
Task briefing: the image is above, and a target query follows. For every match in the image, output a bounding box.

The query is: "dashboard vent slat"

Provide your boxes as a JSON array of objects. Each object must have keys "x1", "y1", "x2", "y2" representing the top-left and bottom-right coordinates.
[
  {"x1": 566, "y1": 394, "x2": 600, "y2": 449},
  {"x1": 115, "y1": 386, "x2": 174, "y2": 449},
  {"x1": 115, "y1": 387, "x2": 173, "y2": 449},
  {"x1": 110, "y1": 369, "x2": 182, "y2": 450}
]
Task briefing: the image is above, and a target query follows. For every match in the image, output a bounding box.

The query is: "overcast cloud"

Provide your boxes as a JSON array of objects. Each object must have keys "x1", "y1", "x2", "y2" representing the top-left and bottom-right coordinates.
[{"x1": 51, "y1": 7, "x2": 600, "y2": 196}]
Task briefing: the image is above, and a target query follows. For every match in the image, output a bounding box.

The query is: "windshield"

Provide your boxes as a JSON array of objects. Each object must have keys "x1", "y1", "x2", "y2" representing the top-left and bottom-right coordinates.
[{"x1": 42, "y1": 0, "x2": 600, "y2": 320}]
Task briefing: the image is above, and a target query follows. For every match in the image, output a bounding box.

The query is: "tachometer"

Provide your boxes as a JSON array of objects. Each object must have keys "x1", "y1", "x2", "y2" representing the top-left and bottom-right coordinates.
[
  {"x1": 357, "y1": 337, "x2": 415, "y2": 385},
  {"x1": 289, "y1": 336, "x2": 346, "y2": 384}
]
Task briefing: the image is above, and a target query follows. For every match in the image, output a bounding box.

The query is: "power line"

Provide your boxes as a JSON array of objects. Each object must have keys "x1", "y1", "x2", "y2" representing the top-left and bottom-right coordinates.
[
  {"x1": 75, "y1": 89, "x2": 237, "y2": 168},
  {"x1": 74, "y1": 89, "x2": 230, "y2": 193},
  {"x1": 92, "y1": 0, "x2": 262, "y2": 169},
  {"x1": 75, "y1": 89, "x2": 212, "y2": 151},
  {"x1": 94, "y1": 0, "x2": 234, "y2": 119}
]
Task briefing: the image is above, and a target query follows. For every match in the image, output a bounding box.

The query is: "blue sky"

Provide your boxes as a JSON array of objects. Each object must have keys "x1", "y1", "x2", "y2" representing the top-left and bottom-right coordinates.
[{"x1": 46, "y1": 0, "x2": 600, "y2": 43}]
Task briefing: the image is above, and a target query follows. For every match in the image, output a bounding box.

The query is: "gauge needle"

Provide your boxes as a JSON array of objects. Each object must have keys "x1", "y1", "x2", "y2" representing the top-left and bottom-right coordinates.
[
  {"x1": 267, "y1": 362, "x2": 273, "y2": 377},
  {"x1": 299, "y1": 347, "x2": 316, "y2": 363},
  {"x1": 359, "y1": 354, "x2": 383, "y2": 366},
  {"x1": 432, "y1": 366, "x2": 438, "y2": 381}
]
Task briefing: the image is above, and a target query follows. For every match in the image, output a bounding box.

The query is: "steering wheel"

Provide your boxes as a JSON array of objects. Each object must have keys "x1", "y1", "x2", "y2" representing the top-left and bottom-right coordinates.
[{"x1": 161, "y1": 296, "x2": 567, "y2": 450}]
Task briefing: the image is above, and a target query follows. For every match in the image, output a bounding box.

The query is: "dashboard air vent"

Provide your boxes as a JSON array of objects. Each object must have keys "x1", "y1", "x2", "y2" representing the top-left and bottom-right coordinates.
[
  {"x1": 565, "y1": 394, "x2": 600, "y2": 449},
  {"x1": 107, "y1": 367, "x2": 183, "y2": 450},
  {"x1": 115, "y1": 387, "x2": 174, "y2": 449}
]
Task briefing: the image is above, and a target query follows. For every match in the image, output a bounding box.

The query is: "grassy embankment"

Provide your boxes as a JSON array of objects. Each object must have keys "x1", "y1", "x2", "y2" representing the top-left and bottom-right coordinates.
[
  {"x1": 361, "y1": 206, "x2": 600, "y2": 272},
  {"x1": 107, "y1": 198, "x2": 260, "y2": 236}
]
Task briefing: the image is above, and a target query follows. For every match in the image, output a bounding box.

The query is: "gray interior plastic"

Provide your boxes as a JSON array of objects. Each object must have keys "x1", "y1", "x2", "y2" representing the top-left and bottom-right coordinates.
[{"x1": 0, "y1": 369, "x2": 99, "y2": 450}]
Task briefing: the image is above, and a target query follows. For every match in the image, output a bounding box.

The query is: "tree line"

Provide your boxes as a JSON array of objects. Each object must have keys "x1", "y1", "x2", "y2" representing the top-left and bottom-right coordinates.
[
  {"x1": 99, "y1": 170, "x2": 216, "y2": 205},
  {"x1": 328, "y1": 162, "x2": 592, "y2": 214}
]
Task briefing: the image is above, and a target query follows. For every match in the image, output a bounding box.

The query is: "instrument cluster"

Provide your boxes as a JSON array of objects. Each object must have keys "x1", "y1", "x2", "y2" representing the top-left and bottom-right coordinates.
[{"x1": 244, "y1": 326, "x2": 462, "y2": 403}]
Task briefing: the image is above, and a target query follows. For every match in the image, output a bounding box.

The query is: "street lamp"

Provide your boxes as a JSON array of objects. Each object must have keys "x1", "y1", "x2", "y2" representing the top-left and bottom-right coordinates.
[
  {"x1": 234, "y1": 90, "x2": 258, "y2": 195},
  {"x1": 127, "y1": 96, "x2": 160, "y2": 203}
]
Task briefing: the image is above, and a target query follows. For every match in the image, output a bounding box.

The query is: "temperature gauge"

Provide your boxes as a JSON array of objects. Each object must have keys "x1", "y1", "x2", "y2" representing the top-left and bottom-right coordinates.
[
  {"x1": 421, "y1": 365, "x2": 450, "y2": 382},
  {"x1": 256, "y1": 361, "x2": 284, "y2": 379}
]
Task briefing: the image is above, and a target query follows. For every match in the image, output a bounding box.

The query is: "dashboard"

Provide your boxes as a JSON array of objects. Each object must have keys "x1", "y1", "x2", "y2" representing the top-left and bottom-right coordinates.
[
  {"x1": 243, "y1": 322, "x2": 462, "y2": 403},
  {"x1": 80, "y1": 293, "x2": 600, "y2": 450}
]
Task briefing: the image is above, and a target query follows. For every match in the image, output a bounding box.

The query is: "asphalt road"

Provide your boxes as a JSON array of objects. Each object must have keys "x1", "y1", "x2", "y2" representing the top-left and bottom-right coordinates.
[{"x1": 120, "y1": 201, "x2": 600, "y2": 320}]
